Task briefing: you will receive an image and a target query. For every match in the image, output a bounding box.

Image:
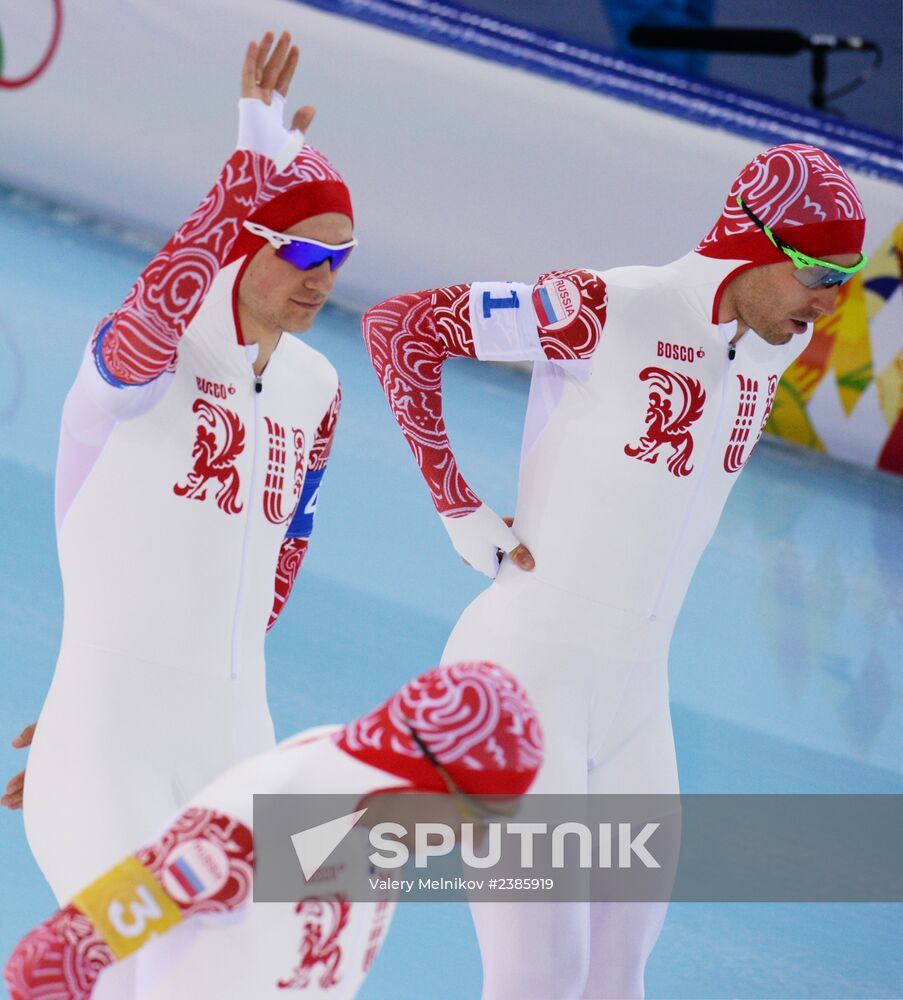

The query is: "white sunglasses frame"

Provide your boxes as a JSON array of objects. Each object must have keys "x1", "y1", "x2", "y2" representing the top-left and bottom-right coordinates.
[{"x1": 242, "y1": 220, "x2": 358, "y2": 253}]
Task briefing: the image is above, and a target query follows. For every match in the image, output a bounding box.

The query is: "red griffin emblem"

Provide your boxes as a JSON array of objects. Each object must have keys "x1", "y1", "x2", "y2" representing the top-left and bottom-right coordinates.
[
  {"x1": 263, "y1": 418, "x2": 305, "y2": 525},
  {"x1": 277, "y1": 895, "x2": 351, "y2": 990},
  {"x1": 723, "y1": 373, "x2": 777, "y2": 473},
  {"x1": 174, "y1": 399, "x2": 246, "y2": 513},
  {"x1": 625, "y1": 367, "x2": 706, "y2": 477}
]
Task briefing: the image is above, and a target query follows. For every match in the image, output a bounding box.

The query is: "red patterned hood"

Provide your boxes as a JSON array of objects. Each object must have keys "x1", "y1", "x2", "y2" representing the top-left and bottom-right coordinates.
[
  {"x1": 689, "y1": 143, "x2": 866, "y2": 323},
  {"x1": 696, "y1": 143, "x2": 865, "y2": 264},
  {"x1": 333, "y1": 662, "x2": 544, "y2": 797},
  {"x1": 224, "y1": 145, "x2": 353, "y2": 266}
]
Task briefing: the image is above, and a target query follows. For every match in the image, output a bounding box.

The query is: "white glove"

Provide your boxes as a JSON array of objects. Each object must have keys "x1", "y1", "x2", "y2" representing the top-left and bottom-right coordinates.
[
  {"x1": 440, "y1": 504, "x2": 523, "y2": 579},
  {"x1": 236, "y1": 94, "x2": 303, "y2": 164}
]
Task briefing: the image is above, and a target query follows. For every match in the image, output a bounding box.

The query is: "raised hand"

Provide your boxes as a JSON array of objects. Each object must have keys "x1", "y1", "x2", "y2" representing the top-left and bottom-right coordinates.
[{"x1": 241, "y1": 31, "x2": 315, "y2": 134}]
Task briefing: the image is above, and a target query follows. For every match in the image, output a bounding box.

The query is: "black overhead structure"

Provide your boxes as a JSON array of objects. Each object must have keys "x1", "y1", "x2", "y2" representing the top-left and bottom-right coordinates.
[{"x1": 628, "y1": 25, "x2": 882, "y2": 115}]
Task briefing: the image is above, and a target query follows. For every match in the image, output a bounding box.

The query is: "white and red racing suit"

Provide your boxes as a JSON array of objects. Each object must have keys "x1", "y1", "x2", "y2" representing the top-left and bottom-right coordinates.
[
  {"x1": 361, "y1": 141, "x2": 866, "y2": 999},
  {"x1": 25, "y1": 114, "x2": 343, "y2": 910},
  {"x1": 362, "y1": 256, "x2": 803, "y2": 998},
  {"x1": 6, "y1": 662, "x2": 543, "y2": 1000}
]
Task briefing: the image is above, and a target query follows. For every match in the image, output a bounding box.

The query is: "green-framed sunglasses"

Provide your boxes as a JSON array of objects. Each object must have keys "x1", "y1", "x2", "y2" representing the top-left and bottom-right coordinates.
[{"x1": 736, "y1": 196, "x2": 867, "y2": 289}]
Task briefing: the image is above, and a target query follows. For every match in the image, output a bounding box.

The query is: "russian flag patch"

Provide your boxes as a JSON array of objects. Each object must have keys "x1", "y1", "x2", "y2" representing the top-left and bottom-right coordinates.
[
  {"x1": 532, "y1": 278, "x2": 581, "y2": 331},
  {"x1": 169, "y1": 857, "x2": 205, "y2": 898},
  {"x1": 162, "y1": 839, "x2": 230, "y2": 904}
]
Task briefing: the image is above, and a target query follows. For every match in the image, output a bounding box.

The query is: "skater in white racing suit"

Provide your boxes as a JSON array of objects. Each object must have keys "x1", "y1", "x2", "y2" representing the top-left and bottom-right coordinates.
[
  {"x1": 5, "y1": 661, "x2": 543, "y2": 1000},
  {"x1": 362, "y1": 144, "x2": 867, "y2": 998},
  {"x1": 12, "y1": 35, "x2": 354, "y2": 928}
]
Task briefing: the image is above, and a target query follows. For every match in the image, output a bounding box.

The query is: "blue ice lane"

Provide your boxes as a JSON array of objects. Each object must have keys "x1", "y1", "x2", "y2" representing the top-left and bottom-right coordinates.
[
  {"x1": 0, "y1": 190, "x2": 157, "y2": 476},
  {"x1": 1, "y1": 460, "x2": 901, "y2": 1000},
  {"x1": 673, "y1": 444, "x2": 903, "y2": 780},
  {"x1": 1, "y1": 191, "x2": 902, "y2": 997}
]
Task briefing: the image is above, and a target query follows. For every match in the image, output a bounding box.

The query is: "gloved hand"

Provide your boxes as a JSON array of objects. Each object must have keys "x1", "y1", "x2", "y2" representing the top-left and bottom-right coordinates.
[
  {"x1": 237, "y1": 31, "x2": 315, "y2": 164},
  {"x1": 238, "y1": 92, "x2": 300, "y2": 161},
  {"x1": 440, "y1": 504, "x2": 535, "y2": 579}
]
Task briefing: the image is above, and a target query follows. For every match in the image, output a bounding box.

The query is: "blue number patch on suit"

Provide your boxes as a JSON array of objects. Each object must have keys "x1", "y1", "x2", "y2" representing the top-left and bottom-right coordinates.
[
  {"x1": 286, "y1": 467, "x2": 326, "y2": 539},
  {"x1": 482, "y1": 289, "x2": 520, "y2": 319}
]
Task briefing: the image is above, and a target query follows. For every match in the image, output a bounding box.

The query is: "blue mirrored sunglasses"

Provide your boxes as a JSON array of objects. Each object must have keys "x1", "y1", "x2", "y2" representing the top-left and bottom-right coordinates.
[{"x1": 243, "y1": 221, "x2": 357, "y2": 272}]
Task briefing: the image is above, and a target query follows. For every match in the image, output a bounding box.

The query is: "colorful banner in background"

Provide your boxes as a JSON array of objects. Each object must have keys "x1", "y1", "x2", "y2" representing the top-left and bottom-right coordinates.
[{"x1": 769, "y1": 220, "x2": 903, "y2": 474}]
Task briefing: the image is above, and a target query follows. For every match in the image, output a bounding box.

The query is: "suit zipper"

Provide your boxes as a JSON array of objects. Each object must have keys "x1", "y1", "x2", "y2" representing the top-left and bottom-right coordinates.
[{"x1": 230, "y1": 374, "x2": 263, "y2": 679}]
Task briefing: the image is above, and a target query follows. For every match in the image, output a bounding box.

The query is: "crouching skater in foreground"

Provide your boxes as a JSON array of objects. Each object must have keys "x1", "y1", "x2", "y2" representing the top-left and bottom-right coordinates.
[{"x1": 5, "y1": 661, "x2": 543, "y2": 999}]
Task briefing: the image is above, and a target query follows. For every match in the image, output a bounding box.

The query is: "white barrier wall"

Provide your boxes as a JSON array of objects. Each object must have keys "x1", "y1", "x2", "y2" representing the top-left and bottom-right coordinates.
[{"x1": 1, "y1": 0, "x2": 901, "y2": 471}]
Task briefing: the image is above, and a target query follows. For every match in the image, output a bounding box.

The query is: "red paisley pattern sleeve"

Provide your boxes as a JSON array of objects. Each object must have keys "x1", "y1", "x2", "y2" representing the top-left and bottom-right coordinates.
[
  {"x1": 268, "y1": 537, "x2": 309, "y2": 632},
  {"x1": 4, "y1": 906, "x2": 113, "y2": 1000},
  {"x1": 3, "y1": 808, "x2": 253, "y2": 1000},
  {"x1": 362, "y1": 285, "x2": 480, "y2": 516},
  {"x1": 361, "y1": 272, "x2": 606, "y2": 516},
  {"x1": 93, "y1": 150, "x2": 275, "y2": 385},
  {"x1": 267, "y1": 386, "x2": 342, "y2": 631}
]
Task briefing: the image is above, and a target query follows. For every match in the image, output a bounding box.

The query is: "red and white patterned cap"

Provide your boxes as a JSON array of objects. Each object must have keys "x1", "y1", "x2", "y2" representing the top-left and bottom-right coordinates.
[
  {"x1": 225, "y1": 145, "x2": 353, "y2": 264},
  {"x1": 334, "y1": 662, "x2": 544, "y2": 796},
  {"x1": 696, "y1": 143, "x2": 865, "y2": 263}
]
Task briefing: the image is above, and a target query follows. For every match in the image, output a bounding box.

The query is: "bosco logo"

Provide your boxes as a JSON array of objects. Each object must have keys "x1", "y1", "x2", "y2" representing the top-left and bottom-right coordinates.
[
  {"x1": 196, "y1": 376, "x2": 236, "y2": 400},
  {"x1": 657, "y1": 341, "x2": 700, "y2": 363},
  {"x1": 0, "y1": 1, "x2": 63, "y2": 90},
  {"x1": 533, "y1": 277, "x2": 581, "y2": 331}
]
